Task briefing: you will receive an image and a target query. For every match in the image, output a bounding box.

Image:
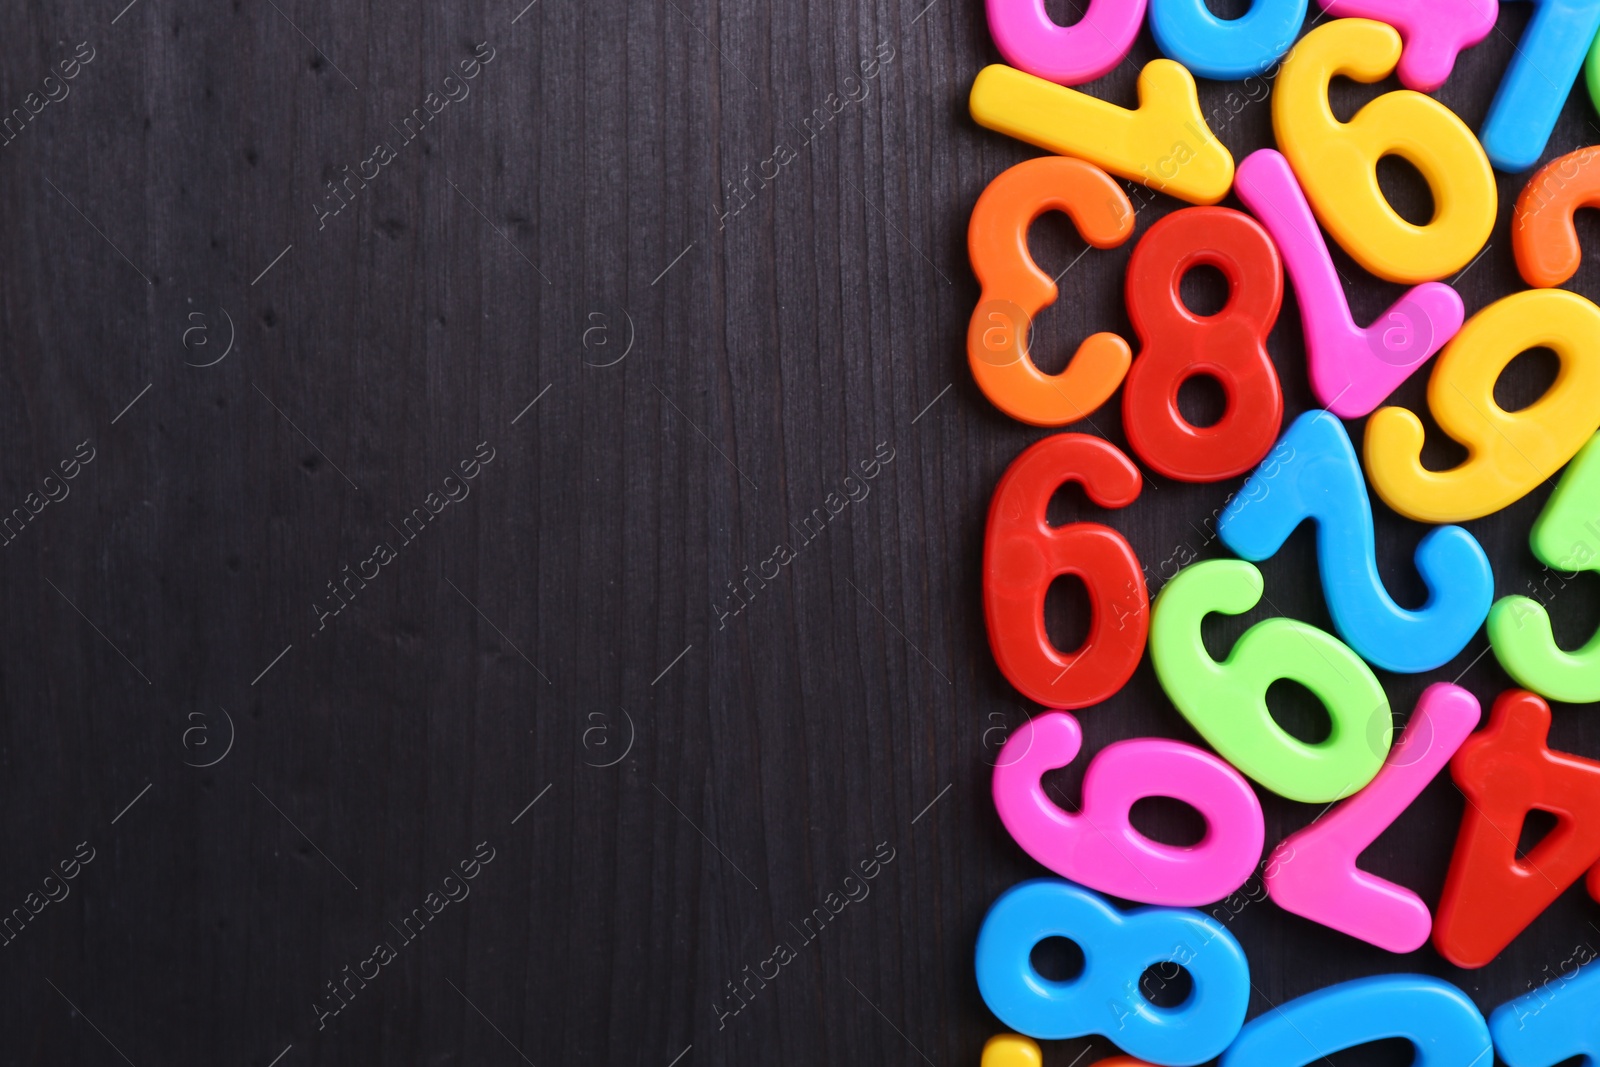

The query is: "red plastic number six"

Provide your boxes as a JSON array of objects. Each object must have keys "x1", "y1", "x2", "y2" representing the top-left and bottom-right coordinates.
[{"x1": 983, "y1": 433, "x2": 1147, "y2": 709}]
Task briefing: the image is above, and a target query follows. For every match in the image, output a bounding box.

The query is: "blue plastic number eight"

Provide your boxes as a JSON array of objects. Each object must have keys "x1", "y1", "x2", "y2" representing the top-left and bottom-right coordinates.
[
  {"x1": 1218, "y1": 410, "x2": 1493, "y2": 674},
  {"x1": 974, "y1": 878, "x2": 1249, "y2": 1067}
]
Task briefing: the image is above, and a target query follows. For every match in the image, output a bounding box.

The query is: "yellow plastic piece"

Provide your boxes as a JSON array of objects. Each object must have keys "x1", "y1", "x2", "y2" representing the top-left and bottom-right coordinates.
[
  {"x1": 1272, "y1": 18, "x2": 1496, "y2": 283},
  {"x1": 981, "y1": 1035, "x2": 1041, "y2": 1067},
  {"x1": 1365, "y1": 289, "x2": 1600, "y2": 523},
  {"x1": 969, "y1": 61, "x2": 1235, "y2": 206}
]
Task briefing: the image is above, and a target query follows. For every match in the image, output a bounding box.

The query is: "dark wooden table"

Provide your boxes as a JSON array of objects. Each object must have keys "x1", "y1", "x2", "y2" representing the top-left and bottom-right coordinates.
[{"x1": 0, "y1": 0, "x2": 1595, "y2": 1063}]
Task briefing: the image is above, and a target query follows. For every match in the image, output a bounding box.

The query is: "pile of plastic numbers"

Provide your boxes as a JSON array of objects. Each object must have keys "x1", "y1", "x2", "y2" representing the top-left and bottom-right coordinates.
[{"x1": 964, "y1": 0, "x2": 1600, "y2": 1064}]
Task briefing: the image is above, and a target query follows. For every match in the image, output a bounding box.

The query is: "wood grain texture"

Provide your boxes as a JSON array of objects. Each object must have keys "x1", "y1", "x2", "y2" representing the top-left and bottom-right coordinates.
[{"x1": 0, "y1": 0, "x2": 1595, "y2": 1063}]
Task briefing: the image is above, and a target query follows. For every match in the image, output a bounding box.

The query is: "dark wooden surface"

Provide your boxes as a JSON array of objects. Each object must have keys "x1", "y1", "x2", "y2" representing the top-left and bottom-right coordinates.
[{"x1": 1, "y1": 0, "x2": 1598, "y2": 1063}]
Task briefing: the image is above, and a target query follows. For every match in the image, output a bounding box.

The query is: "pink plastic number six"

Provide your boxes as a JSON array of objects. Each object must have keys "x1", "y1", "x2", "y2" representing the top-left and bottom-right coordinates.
[
  {"x1": 993, "y1": 711, "x2": 1266, "y2": 907},
  {"x1": 1265, "y1": 682, "x2": 1481, "y2": 952},
  {"x1": 986, "y1": 0, "x2": 1147, "y2": 86}
]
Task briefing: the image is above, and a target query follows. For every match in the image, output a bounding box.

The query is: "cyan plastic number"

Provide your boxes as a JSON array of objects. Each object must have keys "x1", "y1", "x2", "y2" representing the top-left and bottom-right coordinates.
[
  {"x1": 1491, "y1": 958, "x2": 1600, "y2": 1066},
  {"x1": 975, "y1": 879, "x2": 1249, "y2": 1067},
  {"x1": 1221, "y1": 974, "x2": 1491, "y2": 1067},
  {"x1": 1148, "y1": 0, "x2": 1308, "y2": 79},
  {"x1": 1481, "y1": 0, "x2": 1600, "y2": 172},
  {"x1": 1218, "y1": 410, "x2": 1493, "y2": 673}
]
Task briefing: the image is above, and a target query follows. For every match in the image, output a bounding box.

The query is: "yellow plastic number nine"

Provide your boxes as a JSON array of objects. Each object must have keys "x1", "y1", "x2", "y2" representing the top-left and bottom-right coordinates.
[
  {"x1": 1365, "y1": 289, "x2": 1600, "y2": 523},
  {"x1": 1273, "y1": 18, "x2": 1496, "y2": 283}
]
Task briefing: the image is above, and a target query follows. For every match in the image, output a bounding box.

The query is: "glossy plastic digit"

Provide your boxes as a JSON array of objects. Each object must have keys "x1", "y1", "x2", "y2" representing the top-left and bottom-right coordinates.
[
  {"x1": 1220, "y1": 975, "x2": 1491, "y2": 1067},
  {"x1": 975, "y1": 878, "x2": 1249, "y2": 1065},
  {"x1": 1148, "y1": 0, "x2": 1306, "y2": 78},
  {"x1": 1365, "y1": 289, "x2": 1600, "y2": 523},
  {"x1": 986, "y1": 0, "x2": 1146, "y2": 85},
  {"x1": 969, "y1": 62, "x2": 1235, "y2": 205},
  {"x1": 1313, "y1": 0, "x2": 1498, "y2": 90},
  {"x1": 1512, "y1": 145, "x2": 1600, "y2": 288},
  {"x1": 1218, "y1": 410, "x2": 1493, "y2": 673},
  {"x1": 1481, "y1": 0, "x2": 1600, "y2": 173},
  {"x1": 981, "y1": 1033, "x2": 1164, "y2": 1067},
  {"x1": 1121, "y1": 207, "x2": 1284, "y2": 482},
  {"x1": 1149, "y1": 559, "x2": 1391, "y2": 803},
  {"x1": 992, "y1": 711, "x2": 1265, "y2": 906},
  {"x1": 1233, "y1": 149, "x2": 1463, "y2": 417},
  {"x1": 1491, "y1": 959, "x2": 1600, "y2": 1066},
  {"x1": 968, "y1": 157, "x2": 1135, "y2": 427},
  {"x1": 1273, "y1": 18, "x2": 1497, "y2": 283},
  {"x1": 1264, "y1": 684, "x2": 1481, "y2": 953},
  {"x1": 1490, "y1": 433, "x2": 1600, "y2": 702},
  {"x1": 983, "y1": 434, "x2": 1147, "y2": 709},
  {"x1": 1434, "y1": 690, "x2": 1600, "y2": 968}
]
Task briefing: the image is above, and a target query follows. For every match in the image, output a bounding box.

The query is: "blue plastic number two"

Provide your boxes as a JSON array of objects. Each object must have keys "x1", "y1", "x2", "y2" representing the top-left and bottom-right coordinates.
[{"x1": 1218, "y1": 410, "x2": 1493, "y2": 674}]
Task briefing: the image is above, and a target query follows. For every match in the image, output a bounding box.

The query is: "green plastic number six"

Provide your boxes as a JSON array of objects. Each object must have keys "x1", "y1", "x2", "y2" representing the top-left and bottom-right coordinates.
[
  {"x1": 1150, "y1": 559, "x2": 1391, "y2": 803},
  {"x1": 1490, "y1": 432, "x2": 1600, "y2": 703}
]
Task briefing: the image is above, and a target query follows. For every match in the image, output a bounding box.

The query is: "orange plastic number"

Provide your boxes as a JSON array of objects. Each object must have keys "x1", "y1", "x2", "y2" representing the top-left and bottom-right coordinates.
[
  {"x1": 1513, "y1": 145, "x2": 1600, "y2": 288},
  {"x1": 969, "y1": 156, "x2": 1136, "y2": 427}
]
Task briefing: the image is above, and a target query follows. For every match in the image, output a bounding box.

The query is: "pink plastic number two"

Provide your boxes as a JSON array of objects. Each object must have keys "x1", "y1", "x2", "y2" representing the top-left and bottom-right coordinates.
[
  {"x1": 1265, "y1": 683, "x2": 1481, "y2": 952},
  {"x1": 1234, "y1": 149, "x2": 1464, "y2": 418},
  {"x1": 993, "y1": 711, "x2": 1266, "y2": 907}
]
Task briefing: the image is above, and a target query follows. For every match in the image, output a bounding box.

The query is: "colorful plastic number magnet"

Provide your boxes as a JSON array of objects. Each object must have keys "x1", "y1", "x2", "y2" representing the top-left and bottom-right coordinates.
[
  {"x1": 1148, "y1": 0, "x2": 1307, "y2": 78},
  {"x1": 1313, "y1": 0, "x2": 1498, "y2": 90},
  {"x1": 993, "y1": 711, "x2": 1265, "y2": 906},
  {"x1": 1218, "y1": 411, "x2": 1493, "y2": 673},
  {"x1": 1365, "y1": 288, "x2": 1600, "y2": 523},
  {"x1": 1481, "y1": 0, "x2": 1600, "y2": 173},
  {"x1": 986, "y1": 0, "x2": 1146, "y2": 85},
  {"x1": 1434, "y1": 690, "x2": 1600, "y2": 968},
  {"x1": 969, "y1": 62, "x2": 1235, "y2": 205},
  {"x1": 975, "y1": 878, "x2": 1249, "y2": 1066},
  {"x1": 968, "y1": 157, "x2": 1135, "y2": 427},
  {"x1": 1149, "y1": 559, "x2": 1391, "y2": 803},
  {"x1": 1491, "y1": 958, "x2": 1600, "y2": 1065},
  {"x1": 1264, "y1": 683, "x2": 1481, "y2": 953},
  {"x1": 1512, "y1": 146, "x2": 1600, "y2": 288},
  {"x1": 1491, "y1": 433, "x2": 1600, "y2": 702},
  {"x1": 981, "y1": 1034, "x2": 1042, "y2": 1067},
  {"x1": 983, "y1": 434, "x2": 1147, "y2": 709},
  {"x1": 1233, "y1": 149, "x2": 1464, "y2": 417},
  {"x1": 1272, "y1": 18, "x2": 1497, "y2": 283},
  {"x1": 1121, "y1": 207, "x2": 1284, "y2": 482},
  {"x1": 1220, "y1": 975, "x2": 1491, "y2": 1067}
]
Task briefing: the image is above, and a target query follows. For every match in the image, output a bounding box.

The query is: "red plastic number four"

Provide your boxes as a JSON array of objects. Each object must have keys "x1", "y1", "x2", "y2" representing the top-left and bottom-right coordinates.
[{"x1": 1434, "y1": 689, "x2": 1600, "y2": 968}]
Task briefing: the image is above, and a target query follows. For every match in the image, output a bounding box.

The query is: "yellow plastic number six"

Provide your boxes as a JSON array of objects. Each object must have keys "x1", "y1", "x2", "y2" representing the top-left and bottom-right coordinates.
[
  {"x1": 1272, "y1": 18, "x2": 1495, "y2": 284},
  {"x1": 1365, "y1": 289, "x2": 1600, "y2": 523}
]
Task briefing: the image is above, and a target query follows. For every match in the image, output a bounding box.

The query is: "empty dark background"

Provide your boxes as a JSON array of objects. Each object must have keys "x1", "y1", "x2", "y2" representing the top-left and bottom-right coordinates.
[{"x1": 1, "y1": 0, "x2": 1598, "y2": 1063}]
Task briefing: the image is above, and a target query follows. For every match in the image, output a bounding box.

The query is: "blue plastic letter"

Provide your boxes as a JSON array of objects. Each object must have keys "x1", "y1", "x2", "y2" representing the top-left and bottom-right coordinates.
[
  {"x1": 1148, "y1": 0, "x2": 1308, "y2": 79},
  {"x1": 1481, "y1": 0, "x2": 1600, "y2": 172},
  {"x1": 1491, "y1": 958, "x2": 1600, "y2": 1065},
  {"x1": 974, "y1": 878, "x2": 1249, "y2": 1066},
  {"x1": 1218, "y1": 410, "x2": 1493, "y2": 673},
  {"x1": 1223, "y1": 974, "x2": 1491, "y2": 1067}
]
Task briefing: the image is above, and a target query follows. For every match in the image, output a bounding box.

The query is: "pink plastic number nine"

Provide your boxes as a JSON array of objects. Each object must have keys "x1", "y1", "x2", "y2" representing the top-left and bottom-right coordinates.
[
  {"x1": 1314, "y1": 0, "x2": 1498, "y2": 90},
  {"x1": 1234, "y1": 149, "x2": 1464, "y2": 418},
  {"x1": 1265, "y1": 683, "x2": 1481, "y2": 952},
  {"x1": 993, "y1": 711, "x2": 1266, "y2": 907},
  {"x1": 986, "y1": 0, "x2": 1147, "y2": 86}
]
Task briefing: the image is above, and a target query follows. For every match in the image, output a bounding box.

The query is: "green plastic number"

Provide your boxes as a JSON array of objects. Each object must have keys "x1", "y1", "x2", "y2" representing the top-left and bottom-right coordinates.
[
  {"x1": 1489, "y1": 432, "x2": 1600, "y2": 703},
  {"x1": 1150, "y1": 559, "x2": 1391, "y2": 803}
]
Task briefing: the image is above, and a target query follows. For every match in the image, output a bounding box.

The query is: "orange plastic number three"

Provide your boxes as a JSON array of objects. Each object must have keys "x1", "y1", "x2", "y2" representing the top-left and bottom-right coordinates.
[{"x1": 969, "y1": 156, "x2": 1137, "y2": 427}]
